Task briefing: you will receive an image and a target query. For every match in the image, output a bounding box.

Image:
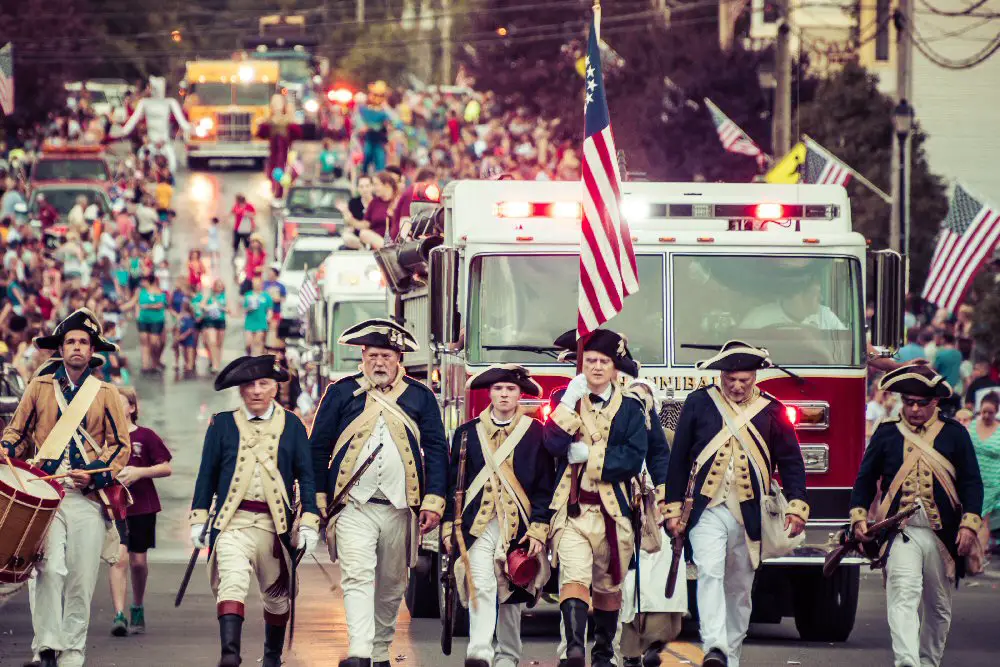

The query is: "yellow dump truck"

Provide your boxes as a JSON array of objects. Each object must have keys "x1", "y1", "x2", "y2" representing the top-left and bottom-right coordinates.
[{"x1": 181, "y1": 59, "x2": 279, "y2": 168}]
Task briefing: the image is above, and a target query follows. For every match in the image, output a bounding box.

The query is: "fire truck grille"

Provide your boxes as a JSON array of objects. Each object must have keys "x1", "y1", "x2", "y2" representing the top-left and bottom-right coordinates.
[
  {"x1": 659, "y1": 400, "x2": 684, "y2": 432},
  {"x1": 216, "y1": 112, "x2": 253, "y2": 142}
]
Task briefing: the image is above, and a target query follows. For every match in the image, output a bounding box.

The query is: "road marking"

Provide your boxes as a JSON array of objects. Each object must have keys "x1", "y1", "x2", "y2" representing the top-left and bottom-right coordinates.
[{"x1": 660, "y1": 641, "x2": 704, "y2": 664}]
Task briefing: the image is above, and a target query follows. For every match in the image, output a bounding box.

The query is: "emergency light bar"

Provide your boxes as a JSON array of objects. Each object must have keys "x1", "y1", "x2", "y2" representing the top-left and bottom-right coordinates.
[
  {"x1": 493, "y1": 202, "x2": 583, "y2": 219},
  {"x1": 644, "y1": 202, "x2": 839, "y2": 220}
]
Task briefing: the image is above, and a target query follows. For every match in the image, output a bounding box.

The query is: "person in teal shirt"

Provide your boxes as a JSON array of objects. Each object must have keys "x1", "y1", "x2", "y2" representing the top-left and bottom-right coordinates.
[
  {"x1": 201, "y1": 279, "x2": 230, "y2": 373},
  {"x1": 130, "y1": 276, "x2": 168, "y2": 373},
  {"x1": 243, "y1": 275, "x2": 273, "y2": 355},
  {"x1": 933, "y1": 331, "x2": 964, "y2": 414}
]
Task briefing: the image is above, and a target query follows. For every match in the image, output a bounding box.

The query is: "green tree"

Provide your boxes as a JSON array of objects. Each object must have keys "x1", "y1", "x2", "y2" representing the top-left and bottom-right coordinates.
[
  {"x1": 335, "y1": 24, "x2": 414, "y2": 86},
  {"x1": 795, "y1": 62, "x2": 948, "y2": 291}
]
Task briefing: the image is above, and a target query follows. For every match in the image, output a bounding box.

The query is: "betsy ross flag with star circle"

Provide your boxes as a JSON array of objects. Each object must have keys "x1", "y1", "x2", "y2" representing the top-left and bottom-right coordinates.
[{"x1": 577, "y1": 10, "x2": 639, "y2": 338}]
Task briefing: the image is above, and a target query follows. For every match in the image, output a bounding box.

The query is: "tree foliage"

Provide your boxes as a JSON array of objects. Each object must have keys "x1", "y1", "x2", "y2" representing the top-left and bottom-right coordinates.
[{"x1": 794, "y1": 62, "x2": 948, "y2": 290}]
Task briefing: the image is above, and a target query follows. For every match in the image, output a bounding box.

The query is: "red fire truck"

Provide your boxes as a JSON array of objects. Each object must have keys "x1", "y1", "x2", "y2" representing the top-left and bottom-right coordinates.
[{"x1": 376, "y1": 179, "x2": 903, "y2": 641}]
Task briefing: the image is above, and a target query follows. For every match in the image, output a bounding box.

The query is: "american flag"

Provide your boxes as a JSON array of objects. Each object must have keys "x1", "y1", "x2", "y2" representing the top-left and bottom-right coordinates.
[
  {"x1": 297, "y1": 269, "x2": 319, "y2": 322},
  {"x1": 704, "y1": 98, "x2": 766, "y2": 166},
  {"x1": 921, "y1": 183, "x2": 1000, "y2": 313},
  {"x1": 577, "y1": 10, "x2": 639, "y2": 337},
  {"x1": 0, "y1": 43, "x2": 13, "y2": 116},
  {"x1": 803, "y1": 137, "x2": 852, "y2": 186}
]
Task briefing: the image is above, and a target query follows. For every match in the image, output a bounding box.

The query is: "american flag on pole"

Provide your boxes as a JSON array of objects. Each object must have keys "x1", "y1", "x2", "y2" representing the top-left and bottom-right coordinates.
[
  {"x1": 704, "y1": 98, "x2": 766, "y2": 167},
  {"x1": 297, "y1": 269, "x2": 319, "y2": 321},
  {"x1": 577, "y1": 9, "x2": 639, "y2": 337},
  {"x1": 0, "y1": 43, "x2": 13, "y2": 116},
  {"x1": 921, "y1": 183, "x2": 1000, "y2": 313},
  {"x1": 802, "y1": 137, "x2": 852, "y2": 186}
]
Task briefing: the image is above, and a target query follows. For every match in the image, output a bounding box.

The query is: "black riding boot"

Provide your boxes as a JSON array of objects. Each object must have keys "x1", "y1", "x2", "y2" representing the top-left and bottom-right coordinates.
[
  {"x1": 623, "y1": 657, "x2": 643, "y2": 667},
  {"x1": 591, "y1": 609, "x2": 619, "y2": 667},
  {"x1": 338, "y1": 659, "x2": 372, "y2": 667},
  {"x1": 218, "y1": 614, "x2": 243, "y2": 667},
  {"x1": 38, "y1": 650, "x2": 57, "y2": 667},
  {"x1": 262, "y1": 623, "x2": 286, "y2": 667},
  {"x1": 561, "y1": 598, "x2": 589, "y2": 667},
  {"x1": 642, "y1": 641, "x2": 665, "y2": 667}
]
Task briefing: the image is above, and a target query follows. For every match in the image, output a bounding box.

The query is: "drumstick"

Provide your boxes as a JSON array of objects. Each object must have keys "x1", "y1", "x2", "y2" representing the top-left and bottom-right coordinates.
[
  {"x1": 0, "y1": 447, "x2": 27, "y2": 491},
  {"x1": 32, "y1": 467, "x2": 113, "y2": 482}
]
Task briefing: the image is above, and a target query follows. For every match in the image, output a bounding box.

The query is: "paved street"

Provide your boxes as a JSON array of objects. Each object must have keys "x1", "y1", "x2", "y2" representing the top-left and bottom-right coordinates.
[{"x1": 1, "y1": 156, "x2": 998, "y2": 666}]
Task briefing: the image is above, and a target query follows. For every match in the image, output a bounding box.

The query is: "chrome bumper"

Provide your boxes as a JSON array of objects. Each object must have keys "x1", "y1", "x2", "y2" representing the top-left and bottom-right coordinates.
[
  {"x1": 186, "y1": 143, "x2": 269, "y2": 158},
  {"x1": 763, "y1": 519, "x2": 867, "y2": 566}
]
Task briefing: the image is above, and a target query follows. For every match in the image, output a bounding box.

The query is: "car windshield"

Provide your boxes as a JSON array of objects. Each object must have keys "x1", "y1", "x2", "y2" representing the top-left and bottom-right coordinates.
[
  {"x1": 188, "y1": 83, "x2": 232, "y2": 106},
  {"x1": 467, "y1": 254, "x2": 665, "y2": 365},
  {"x1": 285, "y1": 248, "x2": 337, "y2": 272},
  {"x1": 331, "y1": 300, "x2": 389, "y2": 371},
  {"x1": 287, "y1": 188, "x2": 349, "y2": 216},
  {"x1": 279, "y1": 59, "x2": 312, "y2": 83},
  {"x1": 32, "y1": 159, "x2": 109, "y2": 181},
  {"x1": 671, "y1": 254, "x2": 863, "y2": 367},
  {"x1": 32, "y1": 189, "x2": 106, "y2": 215},
  {"x1": 235, "y1": 82, "x2": 275, "y2": 106}
]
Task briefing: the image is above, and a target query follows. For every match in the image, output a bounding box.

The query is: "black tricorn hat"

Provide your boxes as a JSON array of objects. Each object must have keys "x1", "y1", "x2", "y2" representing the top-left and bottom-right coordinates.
[
  {"x1": 553, "y1": 328, "x2": 639, "y2": 377},
  {"x1": 694, "y1": 340, "x2": 772, "y2": 372},
  {"x1": 214, "y1": 354, "x2": 290, "y2": 391},
  {"x1": 338, "y1": 318, "x2": 419, "y2": 353},
  {"x1": 34, "y1": 308, "x2": 118, "y2": 353},
  {"x1": 466, "y1": 364, "x2": 543, "y2": 396},
  {"x1": 878, "y1": 362, "x2": 952, "y2": 399}
]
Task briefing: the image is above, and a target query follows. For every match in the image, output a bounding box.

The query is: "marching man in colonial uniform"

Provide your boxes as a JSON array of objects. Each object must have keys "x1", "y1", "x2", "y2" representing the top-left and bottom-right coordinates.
[
  {"x1": 1, "y1": 308, "x2": 131, "y2": 667},
  {"x1": 849, "y1": 363, "x2": 983, "y2": 667},
  {"x1": 309, "y1": 318, "x2": 448, "y2": 667},
  {"x1": 442, "y1": 364, "x2": 556, "y2": 667},
  {"x1": 545, "y1": 329, "x2": 648, "y2": 667},
  {"x1": 189, "y1": 355, "x2": 320, "y2": 667},
  {"x1": 664, "y1": 341, "x2": 808, "y2": 667}
]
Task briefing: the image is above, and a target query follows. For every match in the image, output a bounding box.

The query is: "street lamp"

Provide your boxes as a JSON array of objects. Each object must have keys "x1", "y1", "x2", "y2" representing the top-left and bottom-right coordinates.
[{"x1": 892, "y1": 99, "x2": 915, "y2": 278}]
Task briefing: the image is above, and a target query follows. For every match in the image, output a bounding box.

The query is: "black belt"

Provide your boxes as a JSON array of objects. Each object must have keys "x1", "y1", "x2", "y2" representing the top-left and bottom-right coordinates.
[{"x1": 367, "y1": 496, "x2": 392, "y2": 506}]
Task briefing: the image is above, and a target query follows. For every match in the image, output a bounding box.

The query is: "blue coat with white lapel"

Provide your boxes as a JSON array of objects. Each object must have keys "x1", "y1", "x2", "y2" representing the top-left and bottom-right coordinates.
[
  {"x1": 189, "y1": 407, "x2": 319, "y2": 548},
  {"x1": 543, "y1": 386, "x2": 648, "y2": 519},
  {"x1": 309, "y1": 371, "x2": 448, "y2": 516},
  {"x1": 443, "y1": 413, "x2": 556, "y2": 549},
  {"x1": 663, "y1": 386, "x2": 809, "y2": 542}
]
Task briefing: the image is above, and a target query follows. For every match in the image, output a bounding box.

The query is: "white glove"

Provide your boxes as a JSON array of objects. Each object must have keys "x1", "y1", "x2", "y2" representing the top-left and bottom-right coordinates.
[
  {"x1": 560, "y1": 374, "x2": 590, "y2": 408},
  {"x1": 190, "y1": 523, "x2": 208, "y2": 549},
  {"x1": 298, "y1": 526, "x2": 319, "y2": 557},
  {"x1": 568, "y1": 440, "x2": 590, "y2": 464}
]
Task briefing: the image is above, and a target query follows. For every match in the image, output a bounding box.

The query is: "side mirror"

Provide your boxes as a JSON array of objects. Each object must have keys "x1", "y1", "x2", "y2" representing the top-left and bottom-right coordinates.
[
  {"x1": 870, "y1": 249, "x2": 904, "y2": 354},
  {"x1": 429, "y1": 246, "x2": 459, "y2": 349},
  {"x1": 308, "y1": 298, "x2": 326, "y2": 346}
]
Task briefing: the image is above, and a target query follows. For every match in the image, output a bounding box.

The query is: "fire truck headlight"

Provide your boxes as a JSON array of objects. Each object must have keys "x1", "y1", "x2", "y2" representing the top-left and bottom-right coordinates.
[
  {"x1": 621, "y1": 197, "x2": 650, "y2": 221},
  {"x1": 304, "y1": 99, "x2": 320, "y2": 114},
  {"x1": 238, "y1": 65, "x2": 255, "y2": 83},
  {"x1": 198, "y1": 117, "x2": 214, "y2": 131},
  {"x1": 195, "y1": 125, "x2": 209, "y2": 138},
  {"x1": 800, "y1": 444, "x2": 829, "y2": 474}
]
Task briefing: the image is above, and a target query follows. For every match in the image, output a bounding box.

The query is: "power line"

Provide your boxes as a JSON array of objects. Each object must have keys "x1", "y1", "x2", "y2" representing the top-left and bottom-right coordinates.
[
  {"x1": 908, "y1": 16, "x2": 1000, "y2": 67},
  {"x1": 916, "y1": 0, "x2": 998, "y2": 17}
]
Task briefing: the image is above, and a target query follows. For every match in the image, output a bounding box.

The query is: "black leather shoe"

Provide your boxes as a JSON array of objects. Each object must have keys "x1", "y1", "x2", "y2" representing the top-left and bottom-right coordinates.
[
  {"x1": 623, "y1": 658, "x2": 643, "y2": 667},
  {"x1": 642, "y1": 641, "x2": 664, "y2": 667},
  {"x1": 22, "y1": 660, "x2": 41, "y2": 667},
  {"x1": 38, "y1": 650, "x2": 57, "y2": 667},
  {"x1": 702, "y1": 648, "x2": 728, "y2": 667},
  {"x1": 591, "y1": 609, "x2": 619, "y2": 667},
  {"x1": 218, "y1": 614, "x2": 244, "y2": 667},
  {"x1": 560, "y1": 598, "x2": 589, "y2": 667},
  {"x1": 465, "y1": 660, "x2": 490, "y2": 667},
  {"x1": 338, "y1": 659, "x2": 373, "y2": 667},
  {"x1": 373, "y1": 662, "x2": 390, "y2": 667},
  {"x1": 262, "y1": 624, "x2": 286, "y2": 667}
]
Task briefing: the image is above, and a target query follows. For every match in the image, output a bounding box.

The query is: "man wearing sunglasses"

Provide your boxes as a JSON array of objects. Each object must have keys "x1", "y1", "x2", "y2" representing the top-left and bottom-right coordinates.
[{"x1": 849, "y1": 363, "x2": 984, "y2": 667}]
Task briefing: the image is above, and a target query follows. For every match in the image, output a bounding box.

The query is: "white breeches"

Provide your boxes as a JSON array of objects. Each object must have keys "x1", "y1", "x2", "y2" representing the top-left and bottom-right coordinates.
[
  {"x1": 885, "y1": 525, "x2": 954, "y2": 667},
  {"x1": 688, "y1": 506, "x2": 754, "y2": 667},
  {"x1": 211, "y1": 524, "x2": 288, "y2": 615},
  {"x1": 31, "y1": 492, "x2": 106, "y2": 667},
  {"x1": 466, "y1": 518, "x2": 524, "y2": 667},
  {"x1": 336, "y1": 500, "x2": 411, "y2": 661}
]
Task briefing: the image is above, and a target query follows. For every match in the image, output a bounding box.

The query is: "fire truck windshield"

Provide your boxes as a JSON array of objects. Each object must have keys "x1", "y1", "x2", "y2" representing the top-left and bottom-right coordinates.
[
  {"x1": 332, "y1": 300, "x2": 390, "y2": 371},
  {"x1": 467, "y1": 254, "x2": 665, "y2": 365},
  {"x1": 672, "y1": 254, "x2": 863, "y2": 367}
]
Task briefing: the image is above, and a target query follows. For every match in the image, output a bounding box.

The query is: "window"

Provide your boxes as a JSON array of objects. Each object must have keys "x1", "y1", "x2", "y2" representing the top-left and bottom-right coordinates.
[
  {"x1": 671, "y1": 255, "x2": 863, "y2": 367},
  {"x1": 32, "y1": 159, "x2": 109, "y2": 182},
  {"x1": 284, "y1": 248, "x2": 336, "y2": 272},
  {"x1": 189, "y1": 83, "x2": 232, "y2": 106},
  {"x1": 287, "y1": 188, "x2": 351, "y2": 217},
  {"x1": 235, "y1": 83, "x2": 275, "y2": 106},
  {"x1": 467, "y1": 254, "x2": 665, "y2": 366},
  {"x1": 331, "y1": 301, "x2": 389, "y2": 370},
  {"x1": 875, "y1": 0, "x2": 891, "y2": 61}
]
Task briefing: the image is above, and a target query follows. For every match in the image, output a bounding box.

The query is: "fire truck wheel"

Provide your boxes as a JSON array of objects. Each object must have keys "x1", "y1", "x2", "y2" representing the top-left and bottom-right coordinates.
[
  {"x1": 405, "y1": 550, "x2": 441, "y2": 618},
  {"x1": 187, "y1": 157, "x2": 206, "y2": 170},
  {"x1": 792, "y1": 565, "x2": 859, "y2": 642}
]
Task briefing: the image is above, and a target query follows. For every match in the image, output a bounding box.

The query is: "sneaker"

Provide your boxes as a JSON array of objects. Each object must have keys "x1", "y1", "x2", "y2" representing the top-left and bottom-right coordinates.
[
  {"x1": 129, "y1": 605, "x2": 146, "y2": 634},
  {"x1": 111, "y1": 611, "x2": 128, "y2": 637}
]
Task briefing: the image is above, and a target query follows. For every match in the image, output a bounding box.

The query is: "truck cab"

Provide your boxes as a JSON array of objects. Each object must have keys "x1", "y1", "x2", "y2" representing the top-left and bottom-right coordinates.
[{"x1": 376, "y1": 179, "x2": 905, "y2": 641}]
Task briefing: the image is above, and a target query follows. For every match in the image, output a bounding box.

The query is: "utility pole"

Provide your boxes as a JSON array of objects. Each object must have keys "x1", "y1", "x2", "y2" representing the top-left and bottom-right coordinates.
[
  {"x1": 890, "y1": 0, "x2": 913, "y2": 257},
  {"x1": 440, "y1": 0, "x2": 453, "y2": 85},
  {"x1": 357, "y1": 0, "x2": 365, "y2": 25},
  {"x1": 773, "y1": 0, "x2": 792, "y2": 157}
]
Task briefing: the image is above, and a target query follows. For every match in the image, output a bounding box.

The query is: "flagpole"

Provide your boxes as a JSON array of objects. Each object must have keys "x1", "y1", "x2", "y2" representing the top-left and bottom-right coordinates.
[{"x1": 803, "y1": 135, "x2": 892, "y2": 204}]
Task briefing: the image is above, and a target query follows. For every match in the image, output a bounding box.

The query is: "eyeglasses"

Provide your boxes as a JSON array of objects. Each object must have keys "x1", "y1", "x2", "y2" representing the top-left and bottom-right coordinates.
[{"x1": 901, "y1": 397, "x2": 934, "y2": 408}]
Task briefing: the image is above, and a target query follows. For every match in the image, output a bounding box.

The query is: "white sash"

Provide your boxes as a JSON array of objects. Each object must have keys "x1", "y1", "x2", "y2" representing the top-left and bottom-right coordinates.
[
  {"x1": 35, "y1": 376, "x2": 102, "y2": 462},
  {"x1": 464, "y1": 417, "x2": 531, "y2": 520}
]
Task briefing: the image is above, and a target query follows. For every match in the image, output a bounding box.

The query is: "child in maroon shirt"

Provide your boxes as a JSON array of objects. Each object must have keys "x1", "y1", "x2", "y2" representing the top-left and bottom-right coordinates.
[{"x1": 108, "y1": 387, "x2": 173, "y2": 637}]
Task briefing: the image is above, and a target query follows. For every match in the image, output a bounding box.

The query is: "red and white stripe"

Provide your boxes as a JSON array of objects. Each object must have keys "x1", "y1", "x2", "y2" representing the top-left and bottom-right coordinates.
[
  {"x1": 922, "y1": 204, "x2": 1000, "y2": 313},
  {"x1": 297, "y1": 272, "x2": 319, "y2": 321},
  {"x1": 578, "y1": 125, "x2": 639, "y2": 336},
  {"x1": 718, "y1": 119, "x2": 761, "y2": 157},
  {"x1": 816, "y1": 160, "x2": 852, "y2": 187}
]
